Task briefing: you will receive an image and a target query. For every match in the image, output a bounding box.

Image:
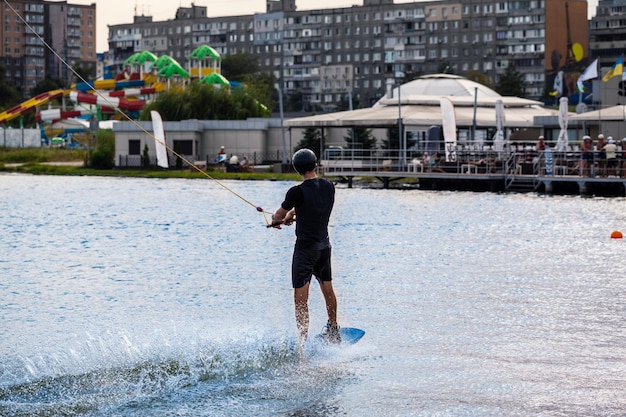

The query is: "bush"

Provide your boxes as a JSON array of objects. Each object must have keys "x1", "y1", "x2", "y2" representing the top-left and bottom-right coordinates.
[{"x1": 88, "y1": 129, "x2": 115, "y2": 169}]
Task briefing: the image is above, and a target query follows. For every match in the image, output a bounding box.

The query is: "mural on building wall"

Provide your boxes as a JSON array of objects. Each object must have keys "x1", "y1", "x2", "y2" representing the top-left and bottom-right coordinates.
[
  {"x1": 546, "y1": 0, "x2": 591, "y2": 104},
  {"x1": 550, "y1": 42, "x2": 590, "y2": 103}
]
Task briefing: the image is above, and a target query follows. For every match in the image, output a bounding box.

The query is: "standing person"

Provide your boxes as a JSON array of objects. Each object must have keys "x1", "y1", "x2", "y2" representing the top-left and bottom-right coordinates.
[
  {"x1": 580, "y1": 135, "x2": 593, "y2": 177},
  {"x1": 216, "y1": 146, "x2": 227, "y2": 171},
  {"x1": 537, "y1": 136, "x2": 546, "y2": 152},
  {"x1": 605, "y1": 137, "x2": 618, "y2": 177},
  {"x1": 596, "y1": 134, "x2": 607, "y2": 177},
  {"x1": 271, "y1": 148, "x2": 341, "y2": 344}
]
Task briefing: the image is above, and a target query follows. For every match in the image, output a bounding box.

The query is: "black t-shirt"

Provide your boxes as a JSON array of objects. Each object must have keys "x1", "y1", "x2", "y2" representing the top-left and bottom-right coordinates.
[{"x1": 281, "y1": 178, "x2": 335, "y2": 248}]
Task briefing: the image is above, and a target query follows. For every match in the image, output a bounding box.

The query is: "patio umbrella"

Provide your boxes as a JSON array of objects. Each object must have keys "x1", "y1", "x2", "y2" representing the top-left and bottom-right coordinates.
[
  {"x1": 492, "y1": 99, "x2": 505, "y2": 152},
  {"x1": 555, "y1": 97, "x2": 569, "y2": 151}
]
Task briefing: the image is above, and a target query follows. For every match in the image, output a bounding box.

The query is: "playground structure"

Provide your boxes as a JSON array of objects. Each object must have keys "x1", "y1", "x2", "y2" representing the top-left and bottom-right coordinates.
[{"x1": 0, "y1": 45, "x2": 229, "y2": 146}]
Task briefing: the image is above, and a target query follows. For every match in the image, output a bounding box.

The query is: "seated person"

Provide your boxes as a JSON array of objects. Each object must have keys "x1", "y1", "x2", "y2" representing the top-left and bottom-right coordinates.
[
  {"x1": 240, "y1": 155, "x2": 253, "y2": 172},
  {"x1": 429, "y1": 153, "x2": 445, "y2": 172},
  {"x1": 226, "y1": 155, "x2": 240, "y2": 172},
  {"x1": 423, "y1": 152, "x2": 431, "y2": 170}
]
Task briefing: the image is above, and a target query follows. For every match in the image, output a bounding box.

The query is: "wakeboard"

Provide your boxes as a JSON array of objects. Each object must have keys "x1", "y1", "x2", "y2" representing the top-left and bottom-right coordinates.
[{"x1": 315, "y1": 327, "x2": 365, "y2": 346}]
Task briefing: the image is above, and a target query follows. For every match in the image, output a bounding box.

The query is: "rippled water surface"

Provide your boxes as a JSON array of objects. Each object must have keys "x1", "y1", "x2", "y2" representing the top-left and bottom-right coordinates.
[{"x1": 1, "y1": 174, "x2": 625, "y2": 416}]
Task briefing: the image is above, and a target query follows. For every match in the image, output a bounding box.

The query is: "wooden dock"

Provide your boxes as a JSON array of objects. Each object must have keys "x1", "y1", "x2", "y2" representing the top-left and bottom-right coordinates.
[{"x1": 320, "y1": 151, "x2": 626, "y2": 196}]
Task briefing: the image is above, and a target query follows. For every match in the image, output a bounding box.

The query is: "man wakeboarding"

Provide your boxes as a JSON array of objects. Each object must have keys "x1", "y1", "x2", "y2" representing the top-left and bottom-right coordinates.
[{"x1": 271, "y1": 148, "x2": 341, "y2": 344}]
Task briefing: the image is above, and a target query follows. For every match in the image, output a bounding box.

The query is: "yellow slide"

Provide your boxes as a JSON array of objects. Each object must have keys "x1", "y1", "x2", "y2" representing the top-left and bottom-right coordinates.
[{"x1": 0, "y1": 89, "x2": 67, "y2": 124}]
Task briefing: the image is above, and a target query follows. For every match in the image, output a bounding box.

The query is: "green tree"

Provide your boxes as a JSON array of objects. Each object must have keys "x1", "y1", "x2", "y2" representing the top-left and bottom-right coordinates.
[
  {"x1": 382, "y1": 127, "x2": 400, "y2": 151},
  {"x1": 466, "y1": 70, "x2": 494, "y2": 89},
  {"x1": 402, "y1": 66, "x2": 423, "y2": 83},
  {"x1": 88, "y1": 129, "x2": 115, "y2": 169},
  {"x1": 221, "y1": 52, "x2": 261, "y2": 80},
  {"x1": 0, "y1": 62, "x2": 20, "y2": 111},
  {"x1": 30, "y1": 75, "x2": 66, "y2": 97},
  {"x1": 285, "y1": 90, "x2": 303, "y2": 112},
  {"x1": 71, "y1": 61, "x2": 94, "y2": 84},
  {"x1": 221, "y1": 52, "x2": 276, "y2": 112},
  {"x1": 335, "y1": 94, "x2": 353, "y2": 112},
  {"x1": 344, "y1": 126, "x2": 376, "y2": 150},
  {"x1": 438, "y1": 61, "x2": 454, "y2": 74},
  {"x1": 142, "y1": 143, "x2": 150, "y2": 168},
  {"x1": 295, "y1": 128, "x2": 322, "y2": 158},
  {"x1": 241, "y1": 71, "x2": 275, "y2": 112},
  {"x1": 496, "y1": 64, "x2": 526, "y2": 97},
  {"x1": 140, "y1": 82, "x2": 271, "y2": 121}
]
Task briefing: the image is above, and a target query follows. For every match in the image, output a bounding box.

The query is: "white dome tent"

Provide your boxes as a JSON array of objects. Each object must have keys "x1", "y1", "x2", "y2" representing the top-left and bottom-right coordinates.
[{"x1": 286, "y1": 74, "x2": 560, "y2": 131}]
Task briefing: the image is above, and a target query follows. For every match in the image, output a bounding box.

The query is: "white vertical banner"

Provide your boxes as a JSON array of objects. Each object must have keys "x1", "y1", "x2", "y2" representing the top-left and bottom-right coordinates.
[
  {"x1": 440, "y1": 97, "x2": 457, "y2": 162},
  {"x1": 151, "y1": 110, "x2": 169, "y2": 168}
]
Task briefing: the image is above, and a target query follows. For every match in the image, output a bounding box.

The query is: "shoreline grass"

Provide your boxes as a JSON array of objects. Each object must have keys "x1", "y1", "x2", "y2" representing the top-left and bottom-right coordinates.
[
  {"x1": 0, "y1": 147, "x2": 409, "y2": 187},
  {"x1": 0, "y1": 147, "x2": 302, "y2": 180},
  {"x1": 0, "y1": 146, "x2": 87, "y2": 164}
]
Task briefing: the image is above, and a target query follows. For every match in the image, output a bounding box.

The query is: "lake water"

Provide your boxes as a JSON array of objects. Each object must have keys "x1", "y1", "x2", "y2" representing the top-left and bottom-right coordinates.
[{"x1": 1, "y1": 174, "x2": 625, "y2": 416}]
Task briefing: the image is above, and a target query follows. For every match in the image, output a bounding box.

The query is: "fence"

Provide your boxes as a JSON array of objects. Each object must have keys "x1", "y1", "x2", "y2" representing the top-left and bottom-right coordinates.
[
  {"x1": 1, "y1": 128, "x2": 42, "y2": 147},
  {"x1": 117, "y1": 150, "x2": 292, "y2": 169},
  {"x1": 320, "y1": 147, "x2": 626, "y2": 178}
]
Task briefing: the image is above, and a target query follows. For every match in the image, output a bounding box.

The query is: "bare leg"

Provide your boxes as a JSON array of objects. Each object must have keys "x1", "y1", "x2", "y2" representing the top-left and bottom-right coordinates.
[
  {"x1": 294, "y1": 282, "x2": 311, "y2": 341},
  {"x1": 319, "y1": 280, "x2": 338, "y2": 326}
]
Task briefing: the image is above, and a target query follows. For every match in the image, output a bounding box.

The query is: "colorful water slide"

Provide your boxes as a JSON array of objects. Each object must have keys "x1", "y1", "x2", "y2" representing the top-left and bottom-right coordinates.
[
  {"x1": 73, "y1": 79, "x2": 146, "y2": 92},
  {"x1": 69, "y1": 91, "x2": 146, "y2": 112},
  {"x1": 67, "y1": 77, "x2": 165, "y2": 115},
  {"x1": 103, "y1": 87, "x2": 158, "y2": 97},
  {"x1": 37, "y1": 108, "x2": 93, "y2": 123},
  {"x1": 22, "y1": 75, "x2": 165, "y2": 123},
  {"x1": 0, "y1": 89, "x2": 67, "y2": 124}
]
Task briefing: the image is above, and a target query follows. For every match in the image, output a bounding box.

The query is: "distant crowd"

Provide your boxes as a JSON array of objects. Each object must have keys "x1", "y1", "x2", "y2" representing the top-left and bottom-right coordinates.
[{"x1": 215, "y1": 146, "x2": 253, "y2": 172}]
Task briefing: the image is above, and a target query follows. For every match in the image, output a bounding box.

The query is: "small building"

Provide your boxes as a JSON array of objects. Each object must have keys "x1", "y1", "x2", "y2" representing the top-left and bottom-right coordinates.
[{"x1": 113, "y1": 118, "x2": 298, "y2": 168}]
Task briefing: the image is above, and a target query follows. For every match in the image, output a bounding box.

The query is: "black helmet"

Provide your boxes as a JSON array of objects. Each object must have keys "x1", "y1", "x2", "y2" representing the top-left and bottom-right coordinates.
[{"x1": 292, "y1": 148, "x2": 317, "y2": 174}]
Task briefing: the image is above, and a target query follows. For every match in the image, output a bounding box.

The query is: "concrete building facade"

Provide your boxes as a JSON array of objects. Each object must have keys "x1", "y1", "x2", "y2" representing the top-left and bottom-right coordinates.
[
  {"x1": 113, "y1": 118, "x2": 329, "y2": 169},
  {"x1": 0, "y1": 0, "x2": 96, "y2": 98},
  {"x1": 589, "y1": 0, "x2": 626, "y2": 106},
  {"x1": 107, "y1": 0, "x2": 589, "y2": 109}
]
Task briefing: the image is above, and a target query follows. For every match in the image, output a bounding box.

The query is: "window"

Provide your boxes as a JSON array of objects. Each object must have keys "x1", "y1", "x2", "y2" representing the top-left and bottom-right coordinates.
[
  {"x1": 128, "y1": 140, "x2": 141, "y2": 155},
  {"x1": 173, "y1": 140, "x2": 193, "y2": 155}
]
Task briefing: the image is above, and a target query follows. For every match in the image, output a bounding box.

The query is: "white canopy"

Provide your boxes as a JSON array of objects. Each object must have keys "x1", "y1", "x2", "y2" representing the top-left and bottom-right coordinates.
[
  {"x1": 569, "y1": 105, "x2": 626, "y2": 121},
  {"x1": 285, "y1": 74, "x2": 560, "y2": 129},
  {"x1": 286, "y1": 100, "x2": 559, "y2": 128}
]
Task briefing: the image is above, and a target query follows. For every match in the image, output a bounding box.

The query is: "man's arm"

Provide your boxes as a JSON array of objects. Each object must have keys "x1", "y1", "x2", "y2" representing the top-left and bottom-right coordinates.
[{"x1": 271, "y1": 206, "x2": 296, "y2": 228}]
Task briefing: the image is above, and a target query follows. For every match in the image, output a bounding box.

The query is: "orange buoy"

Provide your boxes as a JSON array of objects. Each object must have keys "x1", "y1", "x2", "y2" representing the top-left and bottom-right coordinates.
[{"x1": 610, "y1": 230, "x2": 623, "y2": 239}]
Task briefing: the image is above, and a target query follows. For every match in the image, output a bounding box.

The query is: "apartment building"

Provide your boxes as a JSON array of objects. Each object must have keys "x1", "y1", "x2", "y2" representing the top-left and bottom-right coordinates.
[
  {"x1": 107, "y1": 1, "x2": 588, "y2": 110},
  {"x1": 0, "y1": 0, "x2": 96, "y2": 98},
  {"x1": 589, "y1": 0, "x2": 626, "y2": 65},
  {"x1": 588, "y1": 0, "x2": 626, "y2": 105}
]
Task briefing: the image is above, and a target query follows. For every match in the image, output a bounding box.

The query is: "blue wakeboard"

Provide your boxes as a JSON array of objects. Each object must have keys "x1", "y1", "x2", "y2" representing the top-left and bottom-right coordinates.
[{"x1": 315, "y1": 327, "x2": 365, "y2": 346}]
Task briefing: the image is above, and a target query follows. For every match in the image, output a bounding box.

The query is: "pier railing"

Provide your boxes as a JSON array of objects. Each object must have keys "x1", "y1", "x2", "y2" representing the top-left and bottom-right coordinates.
[{"x1": 319, "y1": 147, "x2": 611, "y2": 178}]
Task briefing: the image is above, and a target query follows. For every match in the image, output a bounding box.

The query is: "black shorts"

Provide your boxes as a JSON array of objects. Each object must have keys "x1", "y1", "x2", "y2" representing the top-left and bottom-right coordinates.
[{"x1": 291, "y1": 245, "x2": 332, "y2": 288}]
